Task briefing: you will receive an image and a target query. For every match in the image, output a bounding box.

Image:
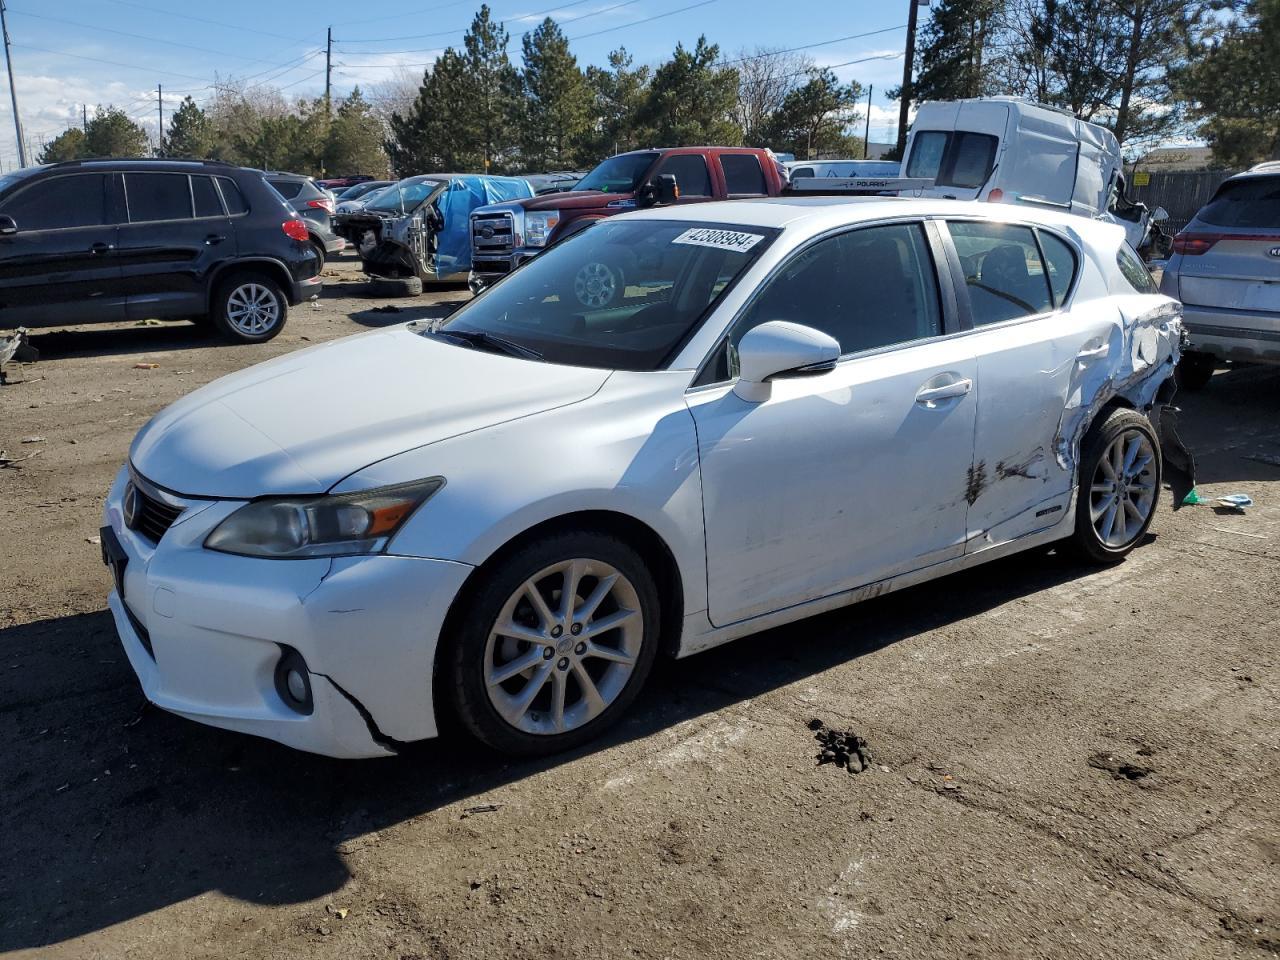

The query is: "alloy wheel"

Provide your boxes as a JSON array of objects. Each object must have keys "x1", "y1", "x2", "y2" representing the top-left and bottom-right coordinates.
[
  {"x1": 225, "y1": 283, "x2": 280, "y2": 336},
  {"x1": 573, "y1": 262, "x2": 620, "y2": 308},
  {"x1": 483, "y1": 558, "x2": 643, "y2": 735},
  {"x1": 1089, "y1": 429, "x2": 1157, "y2": 548}
]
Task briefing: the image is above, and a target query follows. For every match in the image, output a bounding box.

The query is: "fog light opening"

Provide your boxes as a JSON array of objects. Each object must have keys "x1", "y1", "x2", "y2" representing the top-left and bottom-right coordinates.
[{"x1": 274, "y1": 646, "x2": 314, "y2": 716}]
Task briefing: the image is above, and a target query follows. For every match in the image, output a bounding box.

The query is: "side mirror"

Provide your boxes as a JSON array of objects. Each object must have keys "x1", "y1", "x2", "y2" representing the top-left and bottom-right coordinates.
[
  {"x1": 733, "y1": 320, "x2": 840, "y2": 402},
  {"x1": 1152, "y1": 206, "x2": 1169, "y2": 223},
  {"x1": 636, "y1": 174, "x2": 679, "y2": 209},
  {"x1": 0, "y1": 215, "x2": 16, "y2": 236}
]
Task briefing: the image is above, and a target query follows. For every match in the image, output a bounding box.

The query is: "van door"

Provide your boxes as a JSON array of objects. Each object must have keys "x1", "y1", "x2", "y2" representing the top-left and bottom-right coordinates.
[{"x1": 904, "y1": 102, "x2": 1007, "y2": 201}]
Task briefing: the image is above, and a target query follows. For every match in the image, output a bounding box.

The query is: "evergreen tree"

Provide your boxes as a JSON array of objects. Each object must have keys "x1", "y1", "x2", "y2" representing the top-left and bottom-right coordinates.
[
  {"x1": 37, "y1": 127, "x2": 88, "y2": 164},
  {"x1": 518, "y1": 18, "x2": 590, "y2": 170},
  {"x1": 165, "y1": 96, "x2": 214, "y2": 159},
  {"x1": 326, "y1": 88, "x2": 389, "y2": 175},
  {"x1": 85, "y1": 106, "x2": 150, "y2": 157},
  {"x1": 637, "y1": 37, "x2": 741, "y2": 146},
  {"x1": 462, "y1": 5, "x2": 519, "y2": 170},
  {"x1": 903, "y1": 0, "x2": 1002, "y2": 104},
  {"x1": 585, "y1": 48, "x2": 651, "y2": 156},
  {"x1": 388, "y1": 49, "x2": 484, "y2": 174},
  {"x1": 762, "y1": 69, "x2": 863, "y2": 160}
]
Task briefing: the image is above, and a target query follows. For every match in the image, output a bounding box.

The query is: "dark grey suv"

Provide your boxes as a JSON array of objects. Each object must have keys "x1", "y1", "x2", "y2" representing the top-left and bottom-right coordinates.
[
  {"x1": 0, "y1": 159, "x2": 321, "y2": 342},
  {"x1": 265, "y1": 171, "x2": 346, "y2": 266}
]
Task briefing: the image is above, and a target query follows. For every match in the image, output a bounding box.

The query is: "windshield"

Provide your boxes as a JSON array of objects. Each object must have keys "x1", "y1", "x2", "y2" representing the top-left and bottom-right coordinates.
[
  {"x1": 339, "y1": 181, "x2": 386, "y2": 200},
  {"x1": 366, "y1": 179, "x2": 442, "y2": 214},
  {"x1": 573, "y1": 153, "x2": 658, "y2": 194},
  {"x1": 433, "y1": 219, "x2": 777, "y2": 370}
]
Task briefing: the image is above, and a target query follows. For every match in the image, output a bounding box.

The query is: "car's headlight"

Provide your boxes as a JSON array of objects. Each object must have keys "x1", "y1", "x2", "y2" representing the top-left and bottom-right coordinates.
[
  {"x1": 525, "y1": 211, "x2": 560, "y2": 247},
  {"x1": 204, "y1": 478, "x2": 443, "y2": 559}
]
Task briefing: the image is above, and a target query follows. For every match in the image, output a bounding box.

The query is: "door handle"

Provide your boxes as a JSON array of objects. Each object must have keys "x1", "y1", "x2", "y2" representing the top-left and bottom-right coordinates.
[
  {"x1": 1077, "y1": 340, "x2": 1109, "y2": 361},
  {"x1": 89, "y1": 242, "x2": 114, "y2": 255},
  {"x1": 205, "y1": 234, "x2": 228, "y2": 245},
  {"x1": 915, "y1": 378, "x2": 972, "y2": 405}
]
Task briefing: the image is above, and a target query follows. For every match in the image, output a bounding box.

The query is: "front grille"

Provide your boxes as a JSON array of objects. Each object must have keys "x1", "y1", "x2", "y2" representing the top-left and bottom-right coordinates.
[
  {"x1": 472, "y1": 212, "x2": 515, "y2": 254},
  {"x1": 473, "y1": 258, "x2": 511, "y2": 275},
  {"x1": 130, "y1": 485, "x2": 183, "y2": 544}
]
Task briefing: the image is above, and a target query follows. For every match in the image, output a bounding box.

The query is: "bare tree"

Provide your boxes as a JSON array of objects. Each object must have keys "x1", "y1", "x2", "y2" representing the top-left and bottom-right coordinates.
[{"x1": 731, "y1": 47, "x2": 814, "y2": 146}]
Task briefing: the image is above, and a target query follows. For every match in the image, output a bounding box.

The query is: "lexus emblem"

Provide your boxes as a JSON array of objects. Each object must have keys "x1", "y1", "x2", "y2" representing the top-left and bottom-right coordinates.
[
  {"x1": 1269, "y1": 246, "x2": 1280, "y2": 258},
  {"x1": 122, "y1": 482, "x2": 140, "y2": 530}
]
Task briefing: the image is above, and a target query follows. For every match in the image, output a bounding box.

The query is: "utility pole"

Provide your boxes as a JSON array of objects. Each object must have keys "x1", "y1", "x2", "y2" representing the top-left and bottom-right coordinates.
[
  {"x1": 896, "y1": 0, "x2": 926, "y2": 158},
  {"x1": 863, "y1": 85, "x2": 873, "y2": 159},
  {"x1": 0, "y1": 0, "x2": 28, "y2": 168},
  {"x1": 82, "y1": 103, "x2": 87, "y2": 133},
  {"x1": 157, "y1": 83, "x2": 163, "y2": 157},
  {"x1": 324, "y1": 26, "x2": 332, "y2": 117}
]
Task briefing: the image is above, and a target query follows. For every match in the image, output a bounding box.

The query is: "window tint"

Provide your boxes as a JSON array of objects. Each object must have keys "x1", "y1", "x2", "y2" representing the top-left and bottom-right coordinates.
[
  {"x1": 125, "y1": 173, "x2": 193, "y2": 222},
  {"x1": 0, "y1": 174, "x2": 108, "y2": 230},
  {"x1": 218, "y1": 177, "x2": 248, "y2": 215},
  {"x1": 192, "y1": 176, "x2": 223, "y2": 217},
  {"x1": 906, "y1": 131, "x2": 947, "y2": 180},
  {"x1": 1198, "y1": 176, "x2": 1280, "y2": 228},
  {"x1": 789, "y1": 166, "x2": 815, "y2": 179},
  {"x1": 948, "y1": 221, "x2": 1053, "y2": 325},
  {"x1": 735, "y1": 223, "x2": 942, "y2": 356},
  {"x1": 1037, "y1": 231, "x2": 1077, "y2": 307},
  {"x1": 1116, "y1": 244, "x2": 1158, "y2": 294},
  {"x1": 656, "y1": 154, "x2": 711, "y2": 197},
  {"x1": 270, "y1": 179, "x2": 304, "y2": 200},
  {"x1": 722, "y1": 154, "x2": 767, "y2": 195}
]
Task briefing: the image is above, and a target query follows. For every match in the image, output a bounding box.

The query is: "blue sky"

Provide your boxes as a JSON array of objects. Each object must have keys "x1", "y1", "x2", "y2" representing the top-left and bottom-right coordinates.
[{"x1": 0, "y1": 0, "x2": 915, "y2": 168}]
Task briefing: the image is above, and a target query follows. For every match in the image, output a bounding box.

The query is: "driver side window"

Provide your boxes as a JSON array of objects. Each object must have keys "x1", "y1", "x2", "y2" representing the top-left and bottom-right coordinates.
[{"x1": 731, "y1": 222, "x2": 943, "y2": 360}]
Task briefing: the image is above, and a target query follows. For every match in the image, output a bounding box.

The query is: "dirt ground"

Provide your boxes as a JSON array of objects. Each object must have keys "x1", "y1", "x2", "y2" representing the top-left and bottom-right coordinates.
[{"x1": 2, "y1": 256, "x2": 1277, "y2": 960}]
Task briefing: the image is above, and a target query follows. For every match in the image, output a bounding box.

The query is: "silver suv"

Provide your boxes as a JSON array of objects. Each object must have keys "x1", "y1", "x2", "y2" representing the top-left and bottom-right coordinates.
[{"x1": 1159, "y1": 162, "x2": 1280, "y2": 388}]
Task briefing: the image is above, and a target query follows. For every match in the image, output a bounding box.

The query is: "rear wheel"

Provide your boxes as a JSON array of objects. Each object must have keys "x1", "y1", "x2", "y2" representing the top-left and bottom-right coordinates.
[
  {"x1": 212, "y1": 272, "x2": 287, "y2": 343},
  {"x1": 448, "y1": 530, "x2": 660, "y2": 755},
  {"x1": 369, "y1": 274, "x2": 423, "y2": 298},
  {"x1": 310, "y1": 239, "x2": 327, "y2": 269},
  {"x1": 1176, "y1": 351, "x2": 1216, "y2": 391},
  {"x1": 1065, "y1": 408, "x2": 1161, "y2": 565}
]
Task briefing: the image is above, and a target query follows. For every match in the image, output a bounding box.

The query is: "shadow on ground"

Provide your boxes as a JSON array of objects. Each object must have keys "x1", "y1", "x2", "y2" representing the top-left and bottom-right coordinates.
[{"x1": 0, "y1": 549, "x2": 1099, "y2": 951}]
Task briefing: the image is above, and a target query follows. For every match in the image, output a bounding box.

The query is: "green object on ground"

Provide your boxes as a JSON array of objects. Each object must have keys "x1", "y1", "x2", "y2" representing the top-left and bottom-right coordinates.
[{"x1": 1182, "y1": 488, "x2": 1203, "y2": 505}]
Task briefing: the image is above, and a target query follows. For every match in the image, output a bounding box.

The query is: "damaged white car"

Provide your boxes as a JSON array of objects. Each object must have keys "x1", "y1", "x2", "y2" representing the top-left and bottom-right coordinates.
[{"x1": 102, "y1": 198, "x2": 1191, "y2": 759}]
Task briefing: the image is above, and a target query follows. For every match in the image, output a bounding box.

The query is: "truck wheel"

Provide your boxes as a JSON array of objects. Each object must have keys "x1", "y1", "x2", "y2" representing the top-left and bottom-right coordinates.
[
  {"x1": 1176, "y1": 351, "x2": 1215, "y2": 391},
  {"x1": 573, "y1": 261, "x2": 625, "y2": 309},
  {"x1": 369, "y1": 275, "x2": 423, "y2": 298},
  {"x1": 212, "y1": 272, "x2": 288, "y2": 343},
  {"x1": 1064, "y1": 408, "x2": 1161, "y2": 565}
]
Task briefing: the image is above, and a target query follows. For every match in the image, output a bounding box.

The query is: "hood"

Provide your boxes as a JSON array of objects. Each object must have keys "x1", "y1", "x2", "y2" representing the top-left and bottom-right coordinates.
[
  {"x1": 517, "y1": 191, "x2": 631, "y2": 213},
  {"x1": 130, "y1": 328, "x2": 611, "y2": 498}
]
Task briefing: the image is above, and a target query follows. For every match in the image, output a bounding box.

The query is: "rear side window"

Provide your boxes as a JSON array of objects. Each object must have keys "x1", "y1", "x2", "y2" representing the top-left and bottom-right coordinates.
[
  {"x1": 734, "y1": 222, "x2": 942, "y2": 356},
  {"x1": 192, "y1": 176, "x2": 224, "y2": 217},
  {"x1": 789, "y1": 166, "x2": 815, "y2": 179},
  {"x1": 906, "y1": 131, "x2": 998, "y2": 189},
  {"x1": 655, "y1": 154, "x2": 711, "y2": 197},
  {"x1": 217, "y1": 178, "x2": 248, "y2": 215},
  {"x1": 1037, "y1": 231, "x2": 1077, "y2": 307},
  {"x1": 1197, "y1": 176, "x2": 1280, "y2": 228},
  {"x1": 0, "y1": 173, "x2": 108, "y2": 230},
  {"x1": 948, "y1": 221, "x2": 1053, "y2": 325},
  {"x1": 1116, "y1": 244, "x2": 1158, "y2": 294},
  {"x1": 125, "y1": 173, "x2": 192, "y2": 222},
  {"x1": 271, "y1": 179, "x2": 304, "y2": 200},
  {"x1": 722, "y1": 154, "x2": 767, "y2": 195}
]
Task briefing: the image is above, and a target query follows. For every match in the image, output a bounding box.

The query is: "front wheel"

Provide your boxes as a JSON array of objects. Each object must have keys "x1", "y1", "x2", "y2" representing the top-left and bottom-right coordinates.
[
  {"x1": 212, "y1": 272, "x2": 288, "y2": 343},
  {"x1": 1065, "y1": 408, "x2": 1162, "y2": 565},
  {"x1": 447, "y1": 530, "x2": 660, "y2": 755}
]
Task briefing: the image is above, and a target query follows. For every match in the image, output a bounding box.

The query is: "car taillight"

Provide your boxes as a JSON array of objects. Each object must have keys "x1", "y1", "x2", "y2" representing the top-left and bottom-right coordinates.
[
  {"x1": 1172, "y1": 233, "x2": 1220, "y2": 256},
  {"x1": 986, "y1": 188, "x2": 1004, "y2": 202},
  {"x1": 307, "y1": 198, "x2": 336, "y2": 215},
  {"x1": 282, "y1": 219, "x2": 309, "y2": 242}
]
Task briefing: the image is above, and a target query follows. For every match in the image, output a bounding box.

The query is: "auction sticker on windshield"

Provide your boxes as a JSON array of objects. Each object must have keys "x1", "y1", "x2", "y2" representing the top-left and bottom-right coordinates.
[{"x1": 672, "y1": 228, "x2": 765, "y2": 253}]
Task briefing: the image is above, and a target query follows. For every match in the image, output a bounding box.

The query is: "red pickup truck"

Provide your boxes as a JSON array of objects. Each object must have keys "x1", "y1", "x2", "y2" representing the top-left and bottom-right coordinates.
[{"x1": 469, "y1": 146, "x2": 787, "y2": 290}]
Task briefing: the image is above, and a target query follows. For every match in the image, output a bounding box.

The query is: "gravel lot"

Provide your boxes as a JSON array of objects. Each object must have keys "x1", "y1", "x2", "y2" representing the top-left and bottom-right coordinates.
[{"x1": 2, "y1": 256, "x2": 1277, "y2": 960}]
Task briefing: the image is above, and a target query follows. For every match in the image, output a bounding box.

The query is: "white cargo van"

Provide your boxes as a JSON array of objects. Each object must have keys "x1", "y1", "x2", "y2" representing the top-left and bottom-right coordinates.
[{"x1": 902, "y1": 97, "x2": 1152, "y2": 249}]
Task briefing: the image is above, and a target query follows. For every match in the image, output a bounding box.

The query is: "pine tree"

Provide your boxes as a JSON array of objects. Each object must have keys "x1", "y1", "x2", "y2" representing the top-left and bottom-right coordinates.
[
  {"x1": 326, "y1": 88, "x2": 389, "y2": 176},
  {"x1": 462, "y1": 5, "x2": 519, "y2": 171},
  {"x1": 637, "y1": 37, "x2": 741, "y2": 146},
  {"x1": 761, "y1": 69, "x2": 863, "y2": 160},
  {"x1": 903, "y1": 0, "x2": 1002, "y2": 105},
  {"x1": 85, "y1": 106, "x2": 150, "y2": 158},
  {"x1": 165, "y1": 96, "x2": 214, "y2": 159},
  {"x1": 585, "y1": 48, "x2": 651, "y2": 156},
  {"x1": 37, "y1": 127, "x2": 88, "y2": 164},
  {"x1": 518, "y1": 18, "x2": 590, "y2": 170}
]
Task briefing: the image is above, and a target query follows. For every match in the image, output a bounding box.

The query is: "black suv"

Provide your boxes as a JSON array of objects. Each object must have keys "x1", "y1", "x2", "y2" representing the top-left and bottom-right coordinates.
[
  {"x1": 264, "y1": 171, "x2": 346, "y2": 266},
  {"x1": 0, "y1": 159, "x2": 321, "y2": 343}
]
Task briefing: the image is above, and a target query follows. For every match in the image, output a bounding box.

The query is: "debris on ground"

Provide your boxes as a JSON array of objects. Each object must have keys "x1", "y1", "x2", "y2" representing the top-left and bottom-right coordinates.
[
  {"x1": 461, "y1": 803, "x2": 502, "y2": 818},
  {"x1": 134, "y1": 319, "x2": 163, "y2": 327},
  {"x1": 1088, "y1": 751, "x2": 1154, "y2": 782},
  {"x1": 21, "y1": 436, "x2": 45, "y2": 443},
  {"x1": 0, "y1": 326, "x2": 39, "y2": 384},
  {"x1": 1215, "y1": 493, "x2": 1253, "y2": 511},
  {"x1": 808, "y1": 718, "x2": 871, "y2": 774},
  {"x1": 132, "y1": 362, "x2": 160, "y2": 370},
  {"x1": 0, "y1": 449, "x2": 42, "y2": 468},
  {"x1": 371, "y1": 305, "x2": 403, "y2": 314}
]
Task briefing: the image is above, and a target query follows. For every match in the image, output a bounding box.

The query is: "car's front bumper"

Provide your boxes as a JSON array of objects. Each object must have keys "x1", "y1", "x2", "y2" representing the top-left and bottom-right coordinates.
[{"x1": 102, "y1": 467, "x2": 473, "y2": 758}]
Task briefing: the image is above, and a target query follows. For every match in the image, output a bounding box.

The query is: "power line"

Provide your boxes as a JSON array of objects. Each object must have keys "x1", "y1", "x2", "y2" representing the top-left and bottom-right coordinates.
[
  {"x1": 718, "y1": 24, "x2": 908, "y2": 66},
  {"x1": 98, "y1": 0, "x2": 307, "y2": 43},
  {"x1": 340, "y1": 0, "x2": 601, "y2": 43},
  {"x1": 331, "y1": 0, "x2": 476, "y2": 28},
  {"x1": 568, "y1": 0, "x2": 719, "y2": 41},
  {"x1": 12, "y1": 43, "x2": 214, "y2": 82}
]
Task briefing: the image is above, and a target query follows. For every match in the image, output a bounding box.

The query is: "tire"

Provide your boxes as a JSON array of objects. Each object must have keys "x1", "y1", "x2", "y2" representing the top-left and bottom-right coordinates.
[
  {"x1": 1065, "y1": 408, "x2": 1162, "y2": 565},
  {"x1": 211, "y1": 271, "x2": 288, "y2": 343},
  {"x1": 1176, "y1": 351, "x2": 1215, "y2": 391},
  {"x1": 310, "y1": 239, "x2": 327, "y2": 269},
  {"x1": 447, "y1": 529, "x2": 661, "y2": 756},
  {"x1": 369, "y1": 274, "x2": 423, "y2": 298}
]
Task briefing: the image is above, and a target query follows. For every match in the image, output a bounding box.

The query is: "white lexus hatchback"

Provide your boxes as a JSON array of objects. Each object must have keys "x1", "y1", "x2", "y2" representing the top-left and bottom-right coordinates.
[{"x1": 103, "y1": 198, "x2": 1185, "y2": 758}]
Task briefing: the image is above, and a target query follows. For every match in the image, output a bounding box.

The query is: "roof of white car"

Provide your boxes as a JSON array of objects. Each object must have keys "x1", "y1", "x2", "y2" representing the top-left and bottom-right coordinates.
[{"x1": 623, "y1": 196, "x2": 1118, "y2": 244}]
